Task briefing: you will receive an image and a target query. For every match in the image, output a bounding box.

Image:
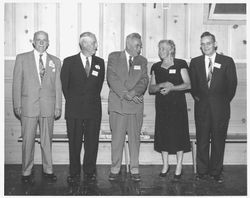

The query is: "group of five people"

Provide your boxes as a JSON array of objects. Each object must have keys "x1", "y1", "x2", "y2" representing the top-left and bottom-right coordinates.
[{"x1": 12, "y1": 30, "x2": 237, "y2": 185}]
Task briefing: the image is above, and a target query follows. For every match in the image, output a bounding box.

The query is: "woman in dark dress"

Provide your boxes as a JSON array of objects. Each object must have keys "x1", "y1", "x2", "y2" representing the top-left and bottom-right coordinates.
[{"x1": 148, "y1": 40, "x2": 191, "y2": 180}]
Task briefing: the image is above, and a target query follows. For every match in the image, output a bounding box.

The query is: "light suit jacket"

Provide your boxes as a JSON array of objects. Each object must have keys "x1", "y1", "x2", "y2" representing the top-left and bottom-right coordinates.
[
  {"x1": 107, "y1": 51, "x2": 149, "y2": 114},
  {"x1": 12, "y1": 50, "x2": 62, "y2": 117}
]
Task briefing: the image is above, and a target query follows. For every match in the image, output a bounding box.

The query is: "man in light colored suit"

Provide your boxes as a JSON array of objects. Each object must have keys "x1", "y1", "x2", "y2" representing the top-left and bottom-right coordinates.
[
  {"x1": 107, "y1": 33, "x2": 149, "y2": 181},
  {"x1": 12, "y1": 31, "x2": 62, "y2": 184}
]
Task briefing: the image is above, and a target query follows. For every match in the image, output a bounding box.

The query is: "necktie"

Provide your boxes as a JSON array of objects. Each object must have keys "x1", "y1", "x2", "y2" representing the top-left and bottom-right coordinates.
[
  {"x1": 207, "y1": 58, "x2": 213, "y2": 87},
  {"x1": 85, "y1": 57, "x2": 90, "y2": 77},
  {"x1": 129, "y1": 56, "x2": 133, "y2": 74},
  {"x1": 39, "y1": 54, "x2": 45, "y2": 82}
]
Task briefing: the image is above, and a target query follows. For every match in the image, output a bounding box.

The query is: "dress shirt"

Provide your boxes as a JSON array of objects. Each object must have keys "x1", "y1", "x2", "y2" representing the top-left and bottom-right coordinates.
[
  {"x1": 125, "y1": 50, "x2": 133, "y2": 71},
  {"x1": 205, "y1": 53, "x2": 216, "y2": 78},
  {"x1": 80, "y1": 52, "x2": 92, "y2": 69}
]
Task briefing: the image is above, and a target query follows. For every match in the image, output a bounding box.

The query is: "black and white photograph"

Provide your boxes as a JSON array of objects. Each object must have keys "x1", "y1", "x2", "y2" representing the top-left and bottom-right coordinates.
[{"x1": 3, "y1": 0, "x2": 247, "y2": 196}]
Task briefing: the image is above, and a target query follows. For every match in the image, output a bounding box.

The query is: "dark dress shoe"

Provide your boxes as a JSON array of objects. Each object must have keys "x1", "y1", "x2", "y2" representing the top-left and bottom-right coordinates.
[
  {"x1": 84, "y1": 173, "x2": 97, "y2": 181},
  {"x1": 131, "y1": 173, "x2": 141, "y2": 182},
  {"x1": 108, "y1": 172, "x2": 120, "y2": 181},
  {"x1": 211, "y1": 175, "x2": 224, "y2": 183},
  {"x1": 159, "y1": 167, "x2": 170, "y2": 177},
  {"x1": 195, "y1": 173, "x2": 208, "y2": 181},
  {"x1": 67, "y1": 174, "x2": 80, "y2": 184},
  {"x1": 173, "y1": 172, "x2": 182, "y2": 180},
  {"x1": 21, "y1": 175, "x2": 35, "y2": 185},
  {"x1": 42, "y1": 172, "x2": 57, "y2": 181}
]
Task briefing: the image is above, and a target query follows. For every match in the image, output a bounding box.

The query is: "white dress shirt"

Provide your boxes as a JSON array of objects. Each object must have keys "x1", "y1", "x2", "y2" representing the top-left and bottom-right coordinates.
[
  {"x1": 125, "y1": 50, "x2": 133, "y2": 71},
  {"x1": 80, "y1": 52, "x2": 92, "y2": 69},
  {"x1": 205, "y1": 53, "x2": 216, "y2": 78}
]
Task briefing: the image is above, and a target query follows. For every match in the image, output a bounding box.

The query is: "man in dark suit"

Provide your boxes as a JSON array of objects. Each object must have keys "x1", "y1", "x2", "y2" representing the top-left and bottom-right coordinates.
[
  {"x1": 107, "y1": 33, "x2": 149, "y2": 181},
  {"x1": 189, "y1": 32, "x2": 237, "y2": 183},
  {"x1": 13, "y1": 31, "x2": 62, "y2": 184},
  {"x1": 60, "y1": 32, "x2": 105, "y2": 183}
]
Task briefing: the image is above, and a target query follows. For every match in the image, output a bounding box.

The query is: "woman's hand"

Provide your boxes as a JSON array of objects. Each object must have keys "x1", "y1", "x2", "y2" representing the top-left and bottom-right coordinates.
[{"x1": 160, "y1": 82, "x2": 174, "y2": 95}]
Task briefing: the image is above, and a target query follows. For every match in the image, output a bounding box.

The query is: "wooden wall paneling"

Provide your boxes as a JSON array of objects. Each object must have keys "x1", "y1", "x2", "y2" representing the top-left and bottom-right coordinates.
[
  {"x1": 203, "y1": 24, "x2": 229, "y2": 56},
  {"x1": 145, "y1": 3, "x2": 164, "y2": 61},
  {"x1": 189, "y1": 4, "x2": 204, "y2": 58},
  {"x1": 59, "y1": 2, "x2": 79, "y2": 60},
  {"x1": 165, "y1": 3, "x2": 186, "y2": 59},
  {"x1": 124, "y1": 3, "x2": 143, "y2": 41},
  {"x1": 103, "y1": 3, "x2": 122, "y2": 61},
  {"x1": 4, "y1": 3, "x2": 15, "y2": 57},
  {"x1": 80, "y1": 2, "x2": 100, "y2": 56},
  {"x1": 36, "y1": 3, "x2": 57, "y2": 56},
  {"x1": 15, "y1": 3, "x2": 35, "y2": 55},
  {"x1": 229, "y1": 25, "x2": 246, "y2": 59}
]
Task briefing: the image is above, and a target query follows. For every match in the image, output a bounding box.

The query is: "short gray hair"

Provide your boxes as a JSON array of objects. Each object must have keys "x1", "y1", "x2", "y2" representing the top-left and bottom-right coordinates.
[
  {"x1": 79, "y1": 32, "x2": 96, "y2": 44},
  {"x1": 126, "y1": 33, "x2": 141, "y2": 45},
  {"x1": 33, "y1": 31, "x2": 49, "y2": 41},
  {"x1": 158, "y1": 39, "x2": 176, "y2": 58}
]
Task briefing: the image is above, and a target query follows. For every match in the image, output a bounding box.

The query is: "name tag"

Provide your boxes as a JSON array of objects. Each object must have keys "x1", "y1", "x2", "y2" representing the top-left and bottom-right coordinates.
[
  {"x1": 214, "y1": 63, "x2": 221, "y2": 69},
  {"x1": 92, "y1": 70, "x2": 98, "y2": 76},
  {"x1": 134, "y1": 65, "x2": 141, "y2": 70},
  {"x1": 95, "y1": 65, "x2": 100, "y2": 70},
  {"x1": 169, "y1": 69, "x2": 176, "y2": 74}
]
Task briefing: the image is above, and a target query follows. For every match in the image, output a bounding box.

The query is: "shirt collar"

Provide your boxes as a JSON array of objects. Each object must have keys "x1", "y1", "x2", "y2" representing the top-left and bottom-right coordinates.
[
  {"x1": 125, "y1": 50, "x2": 133, "y2": 62},
  {"x1": 34, "y1": 49, "x2": 47, "y2": 57},
  {"x1": 205, "y1": 52, "x2": 216, "y2": 63}
]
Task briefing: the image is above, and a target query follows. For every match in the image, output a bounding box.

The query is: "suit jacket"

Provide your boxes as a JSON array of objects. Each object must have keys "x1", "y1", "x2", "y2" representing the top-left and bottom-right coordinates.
[
  {"x1": 189, "y1": 53, "x2": 237, "y2": 121},
  {"x1": 12, "y1": 50, "x2": 62, "y2": 117},
  {"x1": 61, "y1": 53, "x2": 105, "y2": 119},
  {"x1": 107, "y1": 51, "x2": 149, "y2": 114}
]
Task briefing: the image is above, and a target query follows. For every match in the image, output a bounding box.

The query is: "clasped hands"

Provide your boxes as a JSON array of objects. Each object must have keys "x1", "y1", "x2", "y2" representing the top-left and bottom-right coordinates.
[
  {"x1": 159, "y1": 82, "x2": 174, "y2": 95},
  {"x1": 123, "y1": 90, "x2": 143, "y2": 104}
]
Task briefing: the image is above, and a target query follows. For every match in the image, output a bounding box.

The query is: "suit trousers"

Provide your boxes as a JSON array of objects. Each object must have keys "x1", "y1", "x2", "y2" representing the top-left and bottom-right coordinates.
[
  {"x1": 110, "y1": 111, "x2": 143, "y2": 174},
  {"x1": 66, "y1": 117, "x2": 101, "y2": 176},
  {"x1": 21, "y1": 116, "x2": 54, "y2": 176},
  {"x1": 195, "y1": 105, "x2": 229, "y2": 176}
]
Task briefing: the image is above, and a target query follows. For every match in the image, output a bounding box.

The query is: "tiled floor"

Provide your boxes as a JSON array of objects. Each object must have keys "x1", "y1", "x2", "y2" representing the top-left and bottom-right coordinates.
[{"x1": 4, "y1": 164, "x2": 247, "y2": 196}]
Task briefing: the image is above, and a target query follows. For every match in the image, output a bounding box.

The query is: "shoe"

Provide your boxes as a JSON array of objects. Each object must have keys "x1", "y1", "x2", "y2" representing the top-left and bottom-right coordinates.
[
  {"x1": 159, "y1": 167, "x2": 170, "y2": 177},
  {"x1": 211, "y1": 175, "x2": 224, "y2": 183},
  {"x1": 173, "y1": 173, "x2": 182, "y2": 180},
  {"x1": 84, "y1": 173, "x2": 97, "y2": 181},
  {"x1": 195, "y1": 173, "x2": 208, "y2": 181},
  {"x1": 131, "y1": 173, "x2": 141, "y2": 182},
  {"x1": 42, "y1": 172, "x2": 57, "y2": 181},
  {"x1": 21, "y1": 175, "x2": 35, "y2": 185},
  {"x1": 67, "y1": 174, "x2": 80, "y2": 184},
  {"x1": 108, "y1": 172, "x2": 120, "y2": 181}
]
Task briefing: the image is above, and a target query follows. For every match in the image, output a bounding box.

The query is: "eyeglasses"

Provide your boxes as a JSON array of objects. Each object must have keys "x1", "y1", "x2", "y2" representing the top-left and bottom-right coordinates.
[{"x1": 200, "y1": 42, "x2": 214, "y2": 47}]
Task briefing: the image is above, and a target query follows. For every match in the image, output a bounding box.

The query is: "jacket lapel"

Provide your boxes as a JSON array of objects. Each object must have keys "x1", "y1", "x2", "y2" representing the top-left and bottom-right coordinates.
[
  {"x1": 77, "y1": 53, "x2": 88, "y2": 78},
  {"x1": 210, "y1": 53, "x2": 220, "y2": 89},
  {"x1": 199, "y1": 55, "x2": 209, "y2": 89},
  {"x1": 121, "y1": 51, "x2": 129, "y2": 79},
  {"x1": 29, "y1": 51, "x2": 40, "y2": 86}
]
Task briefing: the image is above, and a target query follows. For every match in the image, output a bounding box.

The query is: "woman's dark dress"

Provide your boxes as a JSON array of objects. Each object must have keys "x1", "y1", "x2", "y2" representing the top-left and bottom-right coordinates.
[{"x1": 151, "y1": 59, "x2": 190, "y2": 154}]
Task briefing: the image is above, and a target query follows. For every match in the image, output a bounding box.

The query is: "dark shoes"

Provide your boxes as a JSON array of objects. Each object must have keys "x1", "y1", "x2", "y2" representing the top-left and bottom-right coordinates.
[
  {"x1": 21, "y1": 175, "x2": 35, "y2": 185},
  {"x1": 159, "y1": 167, "x2": 170, "y2": 177},
  {"x1": 195, "y1": 173, "x2": 209, "y2": 181},
  {"x1": 173, "y1": 173, "x2": 182, "y2": 180},
  {"x1": 210, "y1": 175, "x2": 224, "y2": 183},
  {"x1": 84, "y1": 173, "x2": 97, "y2": 181},
  {"x1": 108, "y1": 172, "x2": 120, "y2": 181},
  {"x1": 67, "y1": 174, "x2": 80, "y2": 184},
  {"x1": 131, "y1": 173, "x2": 141, "y2": 182},
  {"x1": 42, "y1": 172, "x2": 57, "y2": 182}
]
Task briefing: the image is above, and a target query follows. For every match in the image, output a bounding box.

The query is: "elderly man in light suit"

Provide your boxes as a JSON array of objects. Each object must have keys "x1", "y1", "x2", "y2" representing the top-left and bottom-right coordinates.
[
  {"x1": 12, "y1": 31, "x2": 62, "y2": 184},
  {"x1": 107, "y1": 33, "x2": 149, "y2": 181}
]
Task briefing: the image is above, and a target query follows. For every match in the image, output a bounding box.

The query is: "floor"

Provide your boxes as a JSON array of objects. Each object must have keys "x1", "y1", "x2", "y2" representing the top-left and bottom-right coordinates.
[{"x1": 4, "y1": 164, "x2": 247, "y2": 196}]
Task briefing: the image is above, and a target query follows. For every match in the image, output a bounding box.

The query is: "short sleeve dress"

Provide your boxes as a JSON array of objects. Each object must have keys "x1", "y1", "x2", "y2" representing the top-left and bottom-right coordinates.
[{"x1": 150, "y1": 58, "x2": 191, "y2": 154}]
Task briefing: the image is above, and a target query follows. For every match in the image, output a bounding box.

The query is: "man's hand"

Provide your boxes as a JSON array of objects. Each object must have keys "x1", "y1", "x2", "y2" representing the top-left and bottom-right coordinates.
[
  {"x1": 123, "y1": 89, "x2": 136, "y2": 101},
  {"x1": 132, "y1": 96, "x2": 143, "y2": 104},
  {"x1": 14, "y1": 107, "x2": 21, "y2": 118},
  {"x1": 54, "y1": 108, "x2": 61, "y2": 120}
]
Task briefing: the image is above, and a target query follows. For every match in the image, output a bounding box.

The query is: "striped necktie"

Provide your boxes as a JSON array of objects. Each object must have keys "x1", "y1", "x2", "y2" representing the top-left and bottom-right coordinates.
[
  {"x1": 85, "y1": 57, "x2": 90, "y2": 77},
  {"x1": 129, "y1": 56, "x2": 133, "y2": 75},
  {"x1": 207, "y1": 58, "x2": 213, "y2": 87},
  {"x1": 39, "y1": 54, "x2": 45, "y2": 82}
]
